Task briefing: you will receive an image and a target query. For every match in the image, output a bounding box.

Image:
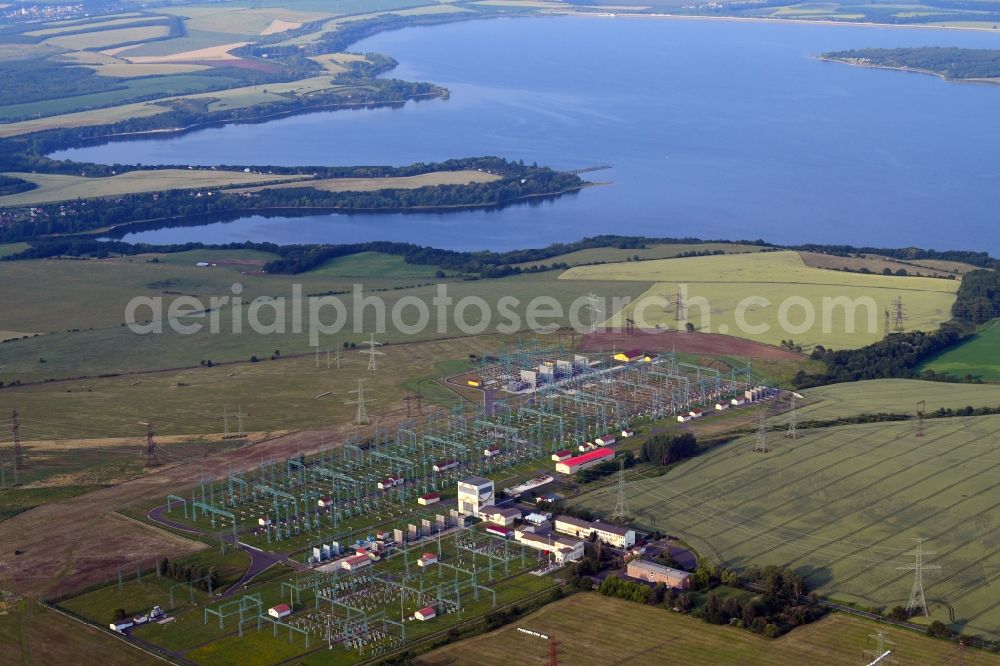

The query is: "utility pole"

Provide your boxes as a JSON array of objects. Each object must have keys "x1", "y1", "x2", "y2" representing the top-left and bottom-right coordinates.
[
  {"x1": 140, "y1": 421, "x2": 158, "y2": 466},
  {"x1": 897, "y1": 538, "x2": 939, "y2": 617},
  {"x1": 584, "y1": 293, "x2": 601, "y2": 334},
  {"x1": 359, "y1": 334, "x2": 384, "y2": 371},
  {"x1": 10, "y1": 410, "x2": 24, "y2": 470},
  {"x1": 346, "y1": 380, "x2": 373, "y2": 425},
  {"x1": 916, "y1": 400, "x2": 926, "y2": 438},
  {"x1": 611, "y1": 459, "x2": 629, "y2": 523},
  {"x1": 222, "y1": 406, "x2": 229, "y2": 439},
  {"x1": 863, "y1": 631, "x2": 897, "y2": 665},
  {"x1": 752, "y1": 403, "x2": 769, "y2": 453},
  {"x1": 785, "y1": 393, "x2": 799, "y2": 439}
]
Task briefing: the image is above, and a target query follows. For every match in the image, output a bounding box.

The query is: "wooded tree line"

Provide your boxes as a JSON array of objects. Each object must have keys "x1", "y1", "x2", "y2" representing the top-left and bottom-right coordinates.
[
  {"x1": 825, "y1": 48, "x2": 1000, "y2": 79},
  {"x1": 795, "y1": 269, "x2": 1000, "y2": 387},
  {"x1": 639, "y1": 432, "x2": 698, "y2": 466},
  {"x1": 0, "y1": 160, "x2": 581, "y2": 243}
]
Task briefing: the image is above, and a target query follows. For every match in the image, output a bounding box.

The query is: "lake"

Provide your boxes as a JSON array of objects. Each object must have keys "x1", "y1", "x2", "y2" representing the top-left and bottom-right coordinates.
[{"x1": 54, "y1": 16, "x2": 1000, "y2": 254}]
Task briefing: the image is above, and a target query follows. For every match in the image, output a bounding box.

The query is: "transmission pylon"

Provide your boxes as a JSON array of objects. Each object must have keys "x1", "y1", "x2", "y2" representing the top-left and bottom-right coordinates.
[
  {"x1": 675, "y1": 289, "x2": 686, "y2": 322},
  {"x1": 752, "y1": 403, "x2": 769, "y2": 453},
  {"x1": 10, "y1": 410, "x2": 24, "y2": 470},
  {"x1": 0, "y1": 565, "x2": 17, "y2": 616},
  {"x1": 584, "y1": 293, "x2": 601, "y2": 334},
  {"x1": 140, "y1": 421, "x2": 158, "y2": 466},
  {"x1": 785, "y1": 393, "x2": 799, "y2": 439},
  {"x1": 863, "y1": 631, "x2": 897, "y2": 665},
  {"x1": 549, "y1": 635, "x2": 559, "y2": 666},
  {"x1": 916, "y1": 400, "x2": 925, "y2": 438},
  {"x1": 346, "y1": 380, "x2": 373, "y2": 425},
  {"x1": 897, "y1": 538, "x2": 939, "y2": 617},
  {"x1": 892, "y1": 296, "x2": 905, "y2": 333},
  {"x1": 359, "y1": 334, "x2": 384, "y2": 371},
  {"x1": 883, "y1": 308, "x2": 891, "y2": 338},
  {"x1": 611, "y1": 459, "x2": 629, "y2": 522}
]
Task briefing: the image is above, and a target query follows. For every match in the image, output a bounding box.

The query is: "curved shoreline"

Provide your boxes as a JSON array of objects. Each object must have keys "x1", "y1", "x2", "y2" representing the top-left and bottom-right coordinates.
[{"x1": 817, "y1": 55, "x2": 1000, "y2": 87}]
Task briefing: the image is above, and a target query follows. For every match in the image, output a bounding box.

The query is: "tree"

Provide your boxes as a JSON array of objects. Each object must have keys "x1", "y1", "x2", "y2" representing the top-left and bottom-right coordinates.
[
  {"x1": 685, "y1": 322, "x2": 695, "y2": 332},
  {"x1": 927, "y1": 620, "x2": 954, "y2": 638},
  {"x1": 112, "y1": 608, "x2": 128, "y2": 622},
  {"x1": 888, "y1": 605, "x2": 909, "y2": 621}
]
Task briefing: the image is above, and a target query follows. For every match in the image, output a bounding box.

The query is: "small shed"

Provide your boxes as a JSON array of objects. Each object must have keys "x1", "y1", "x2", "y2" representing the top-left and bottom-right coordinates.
[
  {"x1": 268, "y1": 604, "x2": 292, "y2": 620},
  {"x1": 415, "y1": 606, "x2": 437, "y2": 621}
]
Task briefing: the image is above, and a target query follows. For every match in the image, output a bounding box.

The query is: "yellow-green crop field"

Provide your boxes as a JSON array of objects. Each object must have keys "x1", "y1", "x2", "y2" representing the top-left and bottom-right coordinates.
[
  {"x1": 560, "y1": 250, "x2": 959, "y2": 349},
  {"x1": 575, "y1": 414, "x2": 1000, "y2": 639},
  {"x1": 241, "y1": 169, "x2": 500, "y2": 194},
  {"x1": 784, "y1": 378, "x2": 1000, "y2": 423},
  {"x1": 0, "y1": 170, "x2": 308, "y2": 206},
  {"x1": 45, "y1": 25, "x2": 172, "y2": 51},
  {"x1": 417, "y1": 593, "x2": 992, "y2": 665}
]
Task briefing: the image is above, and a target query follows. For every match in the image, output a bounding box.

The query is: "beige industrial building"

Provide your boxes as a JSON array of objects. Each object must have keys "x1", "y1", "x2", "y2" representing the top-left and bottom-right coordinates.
[
  {"x1": 626, "y1": 559, "x2": 692, "y2": 589},
  {"x1": 554, "y1": 515, "x2": 636, "y2": 548},
  {"x1": 516, "y1": 531, "x2": 584, "y2": 564}
]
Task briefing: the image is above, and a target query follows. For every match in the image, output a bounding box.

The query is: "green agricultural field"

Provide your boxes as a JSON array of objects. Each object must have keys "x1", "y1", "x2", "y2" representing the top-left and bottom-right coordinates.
[
  {"x1": 417, "y1": 593, "x2": 991, "y2": 665},
  {"x1": 44, "y1": 25, "x2": 172, "y2": 51},
  {"x1": 920, "y1": 321, "x2": 1000, "y2": 381},
  {"x1": 560, "y1": 250, "x2": 960, "y2": 350},
  {"x1": 0, "y1": 600, "x2": 154, "y2": 666},
  {"x1": 783, "y1": 378, "x2": 1000, "y2": 423},
  {"x1": 0, "y1": 258, "x2": 649, "y2": 383},
  {"x1": 239, "y1": 169, "x2": 501, "y2": 194},
  {"x1": 0, "y1": 335, "x2": 496, "y2": 438},
  {"x1": 0, "y1": 170, "x2": 308, "y2": 206},
  {"x1": 0, "y1": 242, "x2": 28, "y2": 257},
  {"x1": 575, "y1": 415, "x2": 1000, "y2": 639},
  {"x1": 512, "y1": 241, "x2": 768, "y2": 268},
  {"x1": 306, "y1": 251, "x2": 446, "y2": 278}
]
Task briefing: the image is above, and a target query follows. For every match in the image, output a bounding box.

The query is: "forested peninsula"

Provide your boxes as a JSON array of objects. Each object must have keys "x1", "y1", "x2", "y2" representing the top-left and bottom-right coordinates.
[{"x1": 822, "y1": 47, "x2": 1000, "y2": 83}]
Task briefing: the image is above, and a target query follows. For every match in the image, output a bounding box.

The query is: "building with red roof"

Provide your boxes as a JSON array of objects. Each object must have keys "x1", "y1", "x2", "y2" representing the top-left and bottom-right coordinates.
[{"x1": 554, "y1": 447, "x2": 614, "y2": 474}]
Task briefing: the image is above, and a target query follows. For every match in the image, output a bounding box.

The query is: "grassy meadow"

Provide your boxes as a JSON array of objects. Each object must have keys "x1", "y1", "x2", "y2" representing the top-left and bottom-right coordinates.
[
  {"x1": 0, "y1": 252, "x2": 651, "y2": 384},
  {"x1": 920, "y1": 321, "x2": 1000, "y2": 381},
  {"x1": 783, "y1": 379, "x2": 1000, "y2": 423},
  {"x1": 417, "y1": 593, "x2": 987, "y2": 666},
  {"x1": 237, "y1": 170, "x2": 501, "y2": 194},
  {"x1": 0, "y1": 600, "x2": 155, "y2": 666},
  {"x1": 560, "y1": 250, "x2": 960, "y2": 349},
  {"x1": 0, "y1": 170, "x2": 308, "y2": 206},
  {"x1": 574, "y1": 414, "x2": 1000, "y2": 639}
]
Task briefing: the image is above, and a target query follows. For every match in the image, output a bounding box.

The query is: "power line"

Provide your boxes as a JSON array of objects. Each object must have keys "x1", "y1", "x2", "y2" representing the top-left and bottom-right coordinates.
[
  {"x1": 10, "y1": 410, "x2": 24, "y2": 470},
  {"x1": 897, "y1": 538, "x2": 939, "y2": 617},
  {"x1": 752, "y1": 403, "x2": 769, "y2": 453},
  {"x1": 863, "y1": 631, "x2": 897, "y2": 666},
  {"x1": 785, "y1": 393, "x2": 799, "y2": 440},
  {"x1": 611, "y1": 458, "x2": 629, "y2": 523},
  {"x1": 358, "y1": 333, "x2": 385, "y2": 371},
  {"x1": 345, "y1": 379, "x2": 373, "y2": 425},
  {"x1": 139, "y1": 421, "x2": 158, "y2": 467}
]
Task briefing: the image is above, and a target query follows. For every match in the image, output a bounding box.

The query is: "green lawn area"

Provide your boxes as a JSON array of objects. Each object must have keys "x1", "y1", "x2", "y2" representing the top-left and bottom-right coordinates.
[
  {"x1": 306, "y1": 251, "x2": 446, "y2": 278},
  {"x1": 919, "y1": 320, "x2": 1000, "y2": 381},
  {"x1": 416, "y1": 593, "x2": 992, "y2": 665}
]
